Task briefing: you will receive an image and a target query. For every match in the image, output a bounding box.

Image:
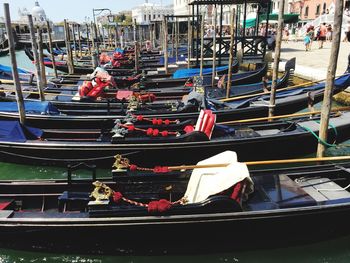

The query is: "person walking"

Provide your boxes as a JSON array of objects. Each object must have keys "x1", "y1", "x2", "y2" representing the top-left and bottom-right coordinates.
[
  {"x1": 304, "y1": 26, "x2": 314, "y2": 51},
  {"x1": 318, "y1": 23, "x2": 327, "y2": 48},
  {"x1": 326, "y1": 24, "x2": 332, "y2": 41}
]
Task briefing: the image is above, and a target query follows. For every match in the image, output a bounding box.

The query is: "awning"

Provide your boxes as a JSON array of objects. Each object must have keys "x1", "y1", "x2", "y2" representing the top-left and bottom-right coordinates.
[
  {"x1": 241, "y1": 13, "x2": 299, "y2": 27},
  {"x1": 259, "y1": 13, "x2": 299, "y2": 24}
]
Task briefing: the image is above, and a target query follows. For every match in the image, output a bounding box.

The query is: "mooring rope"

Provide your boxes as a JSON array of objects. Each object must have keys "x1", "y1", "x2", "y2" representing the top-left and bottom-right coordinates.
[{"x1": 0, "y1": 150, "x2": 141, "y2": 162}]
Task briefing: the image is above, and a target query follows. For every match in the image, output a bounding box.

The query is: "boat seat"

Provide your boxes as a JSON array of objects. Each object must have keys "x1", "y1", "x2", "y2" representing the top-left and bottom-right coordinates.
[
  {"x1": 234, "y1": 128, "x2": 260, "y2": 138},
  {"x1": 295, "y1": 177, "x2": 350, "y2": 203},
  {"x1": 252, "y1": 174, "x2": 317, "y2": 209},
  {"x1": 58, "y1": 191, "x2": 91, "y2": 212},
  {"x1": 194, "y1": 109, "x2": 216, "y2": 139},
  {"x1": 0, "y1": 210, "x2": 13, "y2": 218}
]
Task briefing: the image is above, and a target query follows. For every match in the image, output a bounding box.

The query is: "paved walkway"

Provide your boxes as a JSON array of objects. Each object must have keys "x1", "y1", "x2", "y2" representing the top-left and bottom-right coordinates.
[{"x1": 278, "y1": 40, "x2": 349, "y2": 81}]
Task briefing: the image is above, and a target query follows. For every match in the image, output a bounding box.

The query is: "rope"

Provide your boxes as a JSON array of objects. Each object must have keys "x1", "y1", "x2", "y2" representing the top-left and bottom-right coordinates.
[
  {"x1": 297, "y1": 121, "x2": 337, "y2": 148},
  {"x1": 0, "y1": 150, "x2": 141, "y2": 162}
]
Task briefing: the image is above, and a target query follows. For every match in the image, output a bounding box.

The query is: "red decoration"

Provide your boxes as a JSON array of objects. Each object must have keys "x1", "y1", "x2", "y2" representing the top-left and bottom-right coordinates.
[
  {"x1": 184, "y1": 125, "x2": 195, "y2": 133},
  {"x1": 113, "y1": 192, "x2": 123, "y2": 203},
  {"x1": 152, "y1": 118, "x2": 157, "y2": 125},
  {"x1": 146, "y1": 128, "x2": 153, "y2": 136},
  {"x1": 153, "y1": 166, "x2": 170, "y2": 173},
  {"x1": 164, "y1": 119, "x2": 170, "y2": 125},
  {"x1": 152, "y1": 129, "x2": 159, "y2": 136},
  {"x1": 160, "y1": 130, "x2": 168, "y2": 137},
  {"x1": 137, "y1": 115, "x2": 144, "y2": 121},
  {"x1": 148, "y1": 199, "x2": 172, "y2": 213},
  {"x1": 129, "y1": 164, "x2": 138, "y2": 171},
  {"x1": 127, "y1": 125, "x2": 135, "y2": 131},
  {"x1": 230, "y1": 182, "x2": 243, "y2": 203}
]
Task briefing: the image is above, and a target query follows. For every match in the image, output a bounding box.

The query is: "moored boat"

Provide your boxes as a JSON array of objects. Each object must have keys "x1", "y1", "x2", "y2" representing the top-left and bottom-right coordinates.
[{"x1": 0, "y1": 151, "x2": 350, "y2": 252}]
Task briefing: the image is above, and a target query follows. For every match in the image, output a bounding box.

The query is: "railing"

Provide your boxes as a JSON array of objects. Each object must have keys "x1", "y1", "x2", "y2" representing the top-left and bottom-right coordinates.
[
  {"x1": 299, "y1": 14, "x2": 350, "y2": 36},
  {"x1": 16, "y1": 32, "x2": 65, "y2": 43},
  {"x1": 192, "y1": 35, "x2": 267, "y2": 65}
]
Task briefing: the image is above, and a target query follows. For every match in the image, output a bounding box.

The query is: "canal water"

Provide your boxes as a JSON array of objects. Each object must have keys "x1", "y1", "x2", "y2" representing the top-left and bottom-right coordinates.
[{"x1": 0, "y1": 52, "x2": 350, "y2": 262}]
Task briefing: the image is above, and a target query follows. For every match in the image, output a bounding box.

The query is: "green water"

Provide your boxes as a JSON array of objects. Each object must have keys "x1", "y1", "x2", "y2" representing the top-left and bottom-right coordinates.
[{"x1": 1, "y1": 52, "x2": 350, "y2": 261}]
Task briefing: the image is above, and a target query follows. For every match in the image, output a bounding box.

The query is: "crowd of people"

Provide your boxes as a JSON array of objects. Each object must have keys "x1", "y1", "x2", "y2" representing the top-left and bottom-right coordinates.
[{"x1": 303, "y1": 23, "x2": 333, "y2": 51}]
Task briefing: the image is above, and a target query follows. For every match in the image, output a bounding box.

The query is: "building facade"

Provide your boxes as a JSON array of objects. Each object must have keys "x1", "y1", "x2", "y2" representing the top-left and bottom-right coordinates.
[{"x1": 132, "y1": 2, "x2": 174, "y2": 25}]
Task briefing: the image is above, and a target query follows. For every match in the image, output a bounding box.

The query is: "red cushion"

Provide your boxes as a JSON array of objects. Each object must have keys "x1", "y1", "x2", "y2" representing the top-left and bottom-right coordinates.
[
  {"x1": 0, "y1": 202, "x2": 11, "y2": 210},
  {"x1": 116, "y1": 90, "x2": 134, "y2": 100}
]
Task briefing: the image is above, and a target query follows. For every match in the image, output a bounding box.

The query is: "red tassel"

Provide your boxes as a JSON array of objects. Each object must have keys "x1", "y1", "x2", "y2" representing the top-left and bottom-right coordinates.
[
  {"x1": 153, "y1": 166, "x2": 170, "y2": 173},
  {"x1": 148, "y1": 199, "x2": 172, "y2": 213},
  {"x1": 230, "y1": 182, "x2": 243, "y2": 203},
  {"x1": 152, "y1": 118, "x2": 157, "y2": 125},
  {"x1": 137, "y1": 115, "x2": 143, "y2": 121},
  {"x1": 127, "y1": 125, "x2": 135, "y2": 131},
  {"x1": 160, "y1": 130, "x2": 168, "y2": 137},
  {"x1": 164, "y1": 119, "x2": 170, "y2": 125},
  {"x1": 152, "y1": 129, "x2": 159, "y2": 136},
  {"x1": 157, "y1": 119, "x2": 163, "y2": 125},
  {"x1": 129, "y1": 164, "x2": 138, "y2": 171},
  {"x1": 113, "y1": 192, "x2": 123, "y2": 203},
  {"x1": 146, "y1": 128, "x2": 153, "y2": 136}
]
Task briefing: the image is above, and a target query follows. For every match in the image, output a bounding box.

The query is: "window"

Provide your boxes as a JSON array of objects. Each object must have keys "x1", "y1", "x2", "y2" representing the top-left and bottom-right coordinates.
[
  {"x1": 153, "y1": 14, "x2": 156, "y2": 19},
  {"x1": 144, "y1": 14, "x2": 146, "y2": 21},
  {"x1": 323, "y1": 3, "x2": 327, "y2": 13},
  {"x1": 316, "y1": 4, "x2": 320, "y2": 15},
  {"x1": 149, "y1": 14, "x2": 151, "y2": 20},
  {"x1": 304, "y1": 6, "x2": 309, "y2": 17}
]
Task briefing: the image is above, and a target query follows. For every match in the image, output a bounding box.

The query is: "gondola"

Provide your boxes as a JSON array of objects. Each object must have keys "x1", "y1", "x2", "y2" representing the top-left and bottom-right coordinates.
[
  {"x1": 0, "y1": 109, "x2": 350, "y2": 167},
  {"x1": 0, "y1": 60, "x2": 294, "y2": 112},
  {"x1": 0, "y1": 71, "x2": 349, "y2": 129},
  {"x1": 0, "y1": 152, "x2": 350, "y2": 252},
  {"x1": 0, "y1": 64, "x2": 33, "y2": 82},
  {"x1": 24, "y1": 48, "x2": 137, "y2": 76},
  {"x1": 0, "y1": 47, "x2": 9, "y2": 57}
]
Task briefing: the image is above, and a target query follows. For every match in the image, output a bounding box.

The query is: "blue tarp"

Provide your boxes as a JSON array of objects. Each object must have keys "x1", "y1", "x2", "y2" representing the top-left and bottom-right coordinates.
[
  {"x1": 0, "y1": 101, "x2": 60, "y2": 115},
  {"x1": 0, "y1": 121, "x2": 43, "y2": 142},
  {"x1": 173, "y1": 66, "x2": 229, "y2": 79},
  {"x1": 207, "y1": 73, "x2": 350, "y2": 110},
  {"x1": 115, "y1": 48, "x2": 124, "y2": 54},
  {"x1": 0, "y1": 64, "x2": 30, "y2": 74}
]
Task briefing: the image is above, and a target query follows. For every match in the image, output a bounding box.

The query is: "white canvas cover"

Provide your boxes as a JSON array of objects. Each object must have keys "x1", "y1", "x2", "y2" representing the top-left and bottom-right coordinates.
[{"x1": 184, "y1": 151, "x2": 253, "y2": 204}]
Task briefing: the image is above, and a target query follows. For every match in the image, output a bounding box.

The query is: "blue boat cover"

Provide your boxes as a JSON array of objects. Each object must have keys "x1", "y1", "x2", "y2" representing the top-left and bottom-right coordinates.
[
  {"x1": 173, "y1": 66, "x2": 228, "y2": 79},
  {"x1": 207, "y1": 73, "x2": 350, "y2": 110},
  {"x1": 0, "y1": 121, "x2": 43, "y2": 142},
  {"x1": 0, "y1": 64, "x2": 30, "y2": 74},
  {"x1": 115, "y1": 48, "x2": 124, "y2": 54},
  {"x1": 0, "y1": 102, "x2": 60, "y2": 115}
]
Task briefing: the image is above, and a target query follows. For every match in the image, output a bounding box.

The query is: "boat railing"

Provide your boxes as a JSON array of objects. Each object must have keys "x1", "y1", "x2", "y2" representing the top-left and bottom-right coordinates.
[{"x1": 67, "y1": 163, "x2": 97, "y2": 184}]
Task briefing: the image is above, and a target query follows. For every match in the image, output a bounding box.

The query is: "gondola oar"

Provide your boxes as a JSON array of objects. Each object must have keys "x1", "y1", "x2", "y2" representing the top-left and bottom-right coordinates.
[
  {"x1": 220, "y1": 73, "x2": 350, "y2": 103},
  {"x1": 218, "y1": 106, "x2": 350, "y2": 125},
  {"x1": 115, "y1": 155, "x2": 350, "y2": 172},
  {"x1": 171, "y1": 155, "x2": 350, "y2": 170}
]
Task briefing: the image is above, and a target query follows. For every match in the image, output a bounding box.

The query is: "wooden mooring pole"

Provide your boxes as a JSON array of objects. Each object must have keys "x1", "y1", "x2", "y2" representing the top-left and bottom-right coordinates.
[
  {"x1": 187, "y1": 16, "x2": 191, "y2": 69},
  {"x1": 90, "y1": 22, "x2": 98, "y2": 68},
  {"x1": 27, "y1": 14, "x2": 44, "y2": 100},
  {"x1": 175, "y1": 18, "x2": 179, "y2": 62},
  {"x1": 211, "y1": 7, "x2": 217, "y2": 87},
  {"x1": 37, "y1": 27, "x2": 47, "y2": 87},
  {"x1": 77, "y1": 24, "x2": 82, "y2": 58},
  {"x1": 4, "y1": 3, "x2": 26, "y2": 124},
  {"x1": 268, "y1": 0, "x2": 285, "y2": 118},
  {"x1": 316, "y1": 0, "x2": 344, "y2": 157},
  {"x1": 163, "y1": 16, "x2": 169, "y2": 74},
  {"x1": 63, "y1": 19, "x2": 74, "y2": 74},
  {"x1": 134, "y1": 41, "x2": 139, "y2": 72},
  {"x1": 226, "y1": 7, "x2": 236, "y2": 98},
  {"x1": 199, "y1": 13, "x2": 205, "y2": 77},
  {"x1": 46, "y1": 21, "x2": 58, "y2": 78}
]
